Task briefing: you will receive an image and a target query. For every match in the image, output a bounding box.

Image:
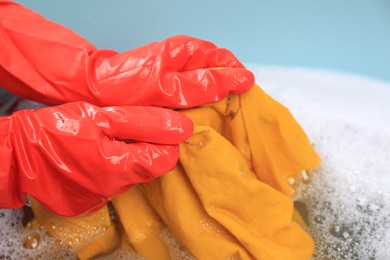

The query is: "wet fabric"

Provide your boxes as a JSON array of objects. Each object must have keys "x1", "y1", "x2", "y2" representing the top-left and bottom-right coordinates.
[{"x1": 30, "y1": 85, "x2": 320, "y2": 259}]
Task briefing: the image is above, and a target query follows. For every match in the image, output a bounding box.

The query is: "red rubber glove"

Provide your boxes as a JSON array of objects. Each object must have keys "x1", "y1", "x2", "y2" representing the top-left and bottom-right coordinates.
[
  {"x1": 0, "y1": 0, "x2": 254, "y2": 108},
  {"x1": 0, "y1": 102, "x2": 193, "y2": 216}
]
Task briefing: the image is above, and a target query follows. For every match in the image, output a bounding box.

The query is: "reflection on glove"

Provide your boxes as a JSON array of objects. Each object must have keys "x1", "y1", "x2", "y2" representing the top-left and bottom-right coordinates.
[
  {"x1": 0, "y1": 102, "x2": 193, "y2": 216},
  {"x1": 0, "y1": 1, "x2": 254, "y2": 107}
]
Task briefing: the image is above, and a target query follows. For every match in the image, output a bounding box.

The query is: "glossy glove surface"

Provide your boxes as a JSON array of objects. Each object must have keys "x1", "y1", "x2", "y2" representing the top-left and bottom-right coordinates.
[
  {"x1": 0, "y1": 102, "x2": 193, "y2": 216},
  {"x1": 0, "y1": 0, "x2": 254, "y2": 107}
]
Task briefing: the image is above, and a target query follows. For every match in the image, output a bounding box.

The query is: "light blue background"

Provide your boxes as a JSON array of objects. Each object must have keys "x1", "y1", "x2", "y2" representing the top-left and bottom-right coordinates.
[{"x1": 17, "y1": 0, "x2": 390, "y2": 83}]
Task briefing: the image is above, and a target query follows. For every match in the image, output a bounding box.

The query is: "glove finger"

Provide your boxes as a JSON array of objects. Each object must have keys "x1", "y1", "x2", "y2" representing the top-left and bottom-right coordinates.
[
  {"x1": 184, "y1": 47, "x2": 245, "y2": 71},
  {"x1": 205, "y1": 48, "x2": 246, "y2": 68},
  {"x1": 217, "y1": 67, "x2": 255, "y2": 94},
  {"x1": 163, "y1": 35, "x2": 218, "y2": 71},
  {"x1": 87, "y1": 104, "x2": 194, "y2": 145},
  {"x1": 98, "y1": 139, "x2": 179, "y2": 192},
  {"x1": 161, "y1": 68, "x2": 255, "y2": 108},
  {"x1": 166, "y1": 35, "x2": 217, "y2": 54}
]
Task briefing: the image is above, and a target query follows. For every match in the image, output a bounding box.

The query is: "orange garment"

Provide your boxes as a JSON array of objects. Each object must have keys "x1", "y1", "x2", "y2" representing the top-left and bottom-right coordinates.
[{"x1": 30, "y1": 85, "x2": 320, "y2": 259}]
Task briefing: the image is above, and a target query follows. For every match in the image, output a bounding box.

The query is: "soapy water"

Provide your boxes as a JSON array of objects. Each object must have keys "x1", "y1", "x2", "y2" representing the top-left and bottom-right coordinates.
[
  {"x1": 250, "y1": 66, "x2": 390, "y2": 259},
  {"x1": 1, "y1": 67, "x2": 390, "y2": 259},
  {"x1": 0, "y1": 208, "x2": 76, "y2": 259},
  {"x1": 293, "y1": 126, "x2": 390, "y2": 259}
]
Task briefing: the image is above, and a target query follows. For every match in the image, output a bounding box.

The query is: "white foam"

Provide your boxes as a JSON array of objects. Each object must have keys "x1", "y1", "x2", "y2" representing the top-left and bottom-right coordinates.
[
  {"x1": 1, "y1": 66, "x2": 390, "y2": 259},
  {"x1": 247, "y1": 65, "x2": 390, "y2": 259}
]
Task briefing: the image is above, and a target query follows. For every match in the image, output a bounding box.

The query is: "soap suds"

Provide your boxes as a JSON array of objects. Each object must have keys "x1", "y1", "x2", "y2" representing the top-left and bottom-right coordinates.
[
  {"x1": 248, "y1": 65, "x2": 390, "y2": 259},
  {"x1": 1, "y1": 66, "x2": 389, "y2": 259}
]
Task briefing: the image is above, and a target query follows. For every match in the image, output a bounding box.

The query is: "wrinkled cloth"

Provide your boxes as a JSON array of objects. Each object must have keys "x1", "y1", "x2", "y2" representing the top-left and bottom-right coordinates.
[{"x1": 30, "y1": 85, "x2": 320, "y2": 259}]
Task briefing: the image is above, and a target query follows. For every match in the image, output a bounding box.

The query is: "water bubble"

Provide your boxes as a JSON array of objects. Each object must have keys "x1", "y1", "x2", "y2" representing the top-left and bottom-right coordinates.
[
  {"x1": 329, "y1": 223, "x2": 353, "y2": 240},
  {"x1": 301, "y1": 170, "x2": 310, "y2": 184},
  {"x1": 23, "y1": 233, "x2": 41, "y2": 249},
  {"x1": 314, "y1": 214, "x2": 326, "y2": 224},
  {"x1": 64, "y1": 238, "x2": 73, "y2": 246},
  {"x1": 288, "y1": 178, "x2": 295, "y2": 185}
]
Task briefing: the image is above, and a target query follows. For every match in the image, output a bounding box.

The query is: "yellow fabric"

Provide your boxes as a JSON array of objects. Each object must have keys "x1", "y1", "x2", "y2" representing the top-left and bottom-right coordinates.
[
  {"x1": 30, "y1": 197, "x2": 120, "y2": 259},
  {"x1": 111, "y1": 186, "x2": 171, "y2": 259},
  {"x1": 29, "y1": 85, "x2": 320, "y2": 259}
]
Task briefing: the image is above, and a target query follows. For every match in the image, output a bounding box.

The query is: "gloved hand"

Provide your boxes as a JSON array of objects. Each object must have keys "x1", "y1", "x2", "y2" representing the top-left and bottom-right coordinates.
[
  {"x1": 0, "y1": 0, "x2": 254, "y2": 108},
  {"x1": 0, "y1": 102, "x2": 193, "y2": 216}
]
